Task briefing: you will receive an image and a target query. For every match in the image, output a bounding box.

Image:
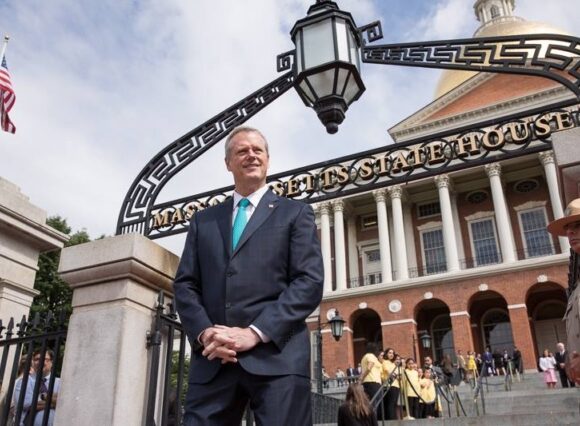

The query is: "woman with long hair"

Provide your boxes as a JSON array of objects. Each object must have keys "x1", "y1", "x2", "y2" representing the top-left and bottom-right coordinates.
[
  {"x1": 539, "y1": 349, "x2": 557, "y2": 389},
  {"x1": 404, "y1": 357, "x2": 421, "y2": 419},
  {"x1": 381, "y1": 347, "x2": 401, "y2": 420},
  {"x1": 337, "y1": 383, "x2": 378, "y2": 426}
]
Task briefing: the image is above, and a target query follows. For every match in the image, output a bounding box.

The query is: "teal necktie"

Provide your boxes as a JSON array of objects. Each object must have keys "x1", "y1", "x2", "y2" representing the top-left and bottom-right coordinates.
[{"x1": 232, "y1": 198, "x2": 250, "y2": 250}]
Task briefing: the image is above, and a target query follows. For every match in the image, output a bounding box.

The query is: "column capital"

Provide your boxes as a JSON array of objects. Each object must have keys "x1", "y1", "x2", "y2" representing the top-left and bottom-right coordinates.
[
  {"x1": 484, "y1": 163, "x2": 502, "y2": 178},
  {"x1": 318, "y1": 202, "x2": 331, "y2": 216},
  {"x1": 373, "y1": 189, "x2": 387, "y2": 203},
  {"x1": 538, "y1": 150, "x2": 555, "y2": 166},
  {"x1": 332, "y1": 199, "x2": 345, "y2": 212},
  {"x1": 387, "y1": 185, "x2": 403, "y2": 200},
  {"x1": 434, "y1": 174, "x2": 451, "y2": 189}
]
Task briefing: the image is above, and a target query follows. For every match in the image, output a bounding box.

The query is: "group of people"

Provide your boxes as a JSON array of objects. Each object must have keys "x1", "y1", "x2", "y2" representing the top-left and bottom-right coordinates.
[
  {"x1": 341, "y1": 343, "x2": 443, "y2": 422},
  {"x1": 538, "y1": 342, "x2": 577, "y2": 389}
]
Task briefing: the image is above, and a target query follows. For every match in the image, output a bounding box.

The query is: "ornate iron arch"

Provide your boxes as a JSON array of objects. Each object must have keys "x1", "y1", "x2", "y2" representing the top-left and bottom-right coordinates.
[{"x1": 116, "y1": 2, "x2": 580, "y2": 238}]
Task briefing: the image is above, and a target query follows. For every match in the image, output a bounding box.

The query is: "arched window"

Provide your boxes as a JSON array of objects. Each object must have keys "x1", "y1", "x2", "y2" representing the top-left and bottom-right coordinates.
[
  {"x1": 481, "y1": 309, "x2": 514, "y2": 352},
  {"x1": 490, "y1": 5, "x2": 500, "y2": 19},
  {"x1": 431, "y1": 315, "x2": 454, "y2": 363}
]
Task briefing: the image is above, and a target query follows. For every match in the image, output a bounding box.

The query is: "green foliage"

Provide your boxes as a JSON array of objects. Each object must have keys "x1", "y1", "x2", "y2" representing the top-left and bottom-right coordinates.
[
  {"x1": 30, "y1": 216, "x2": 91, "y2": 319},
  {"x1": 170, "y1": 350, "x2": 190, "y2": 404}
]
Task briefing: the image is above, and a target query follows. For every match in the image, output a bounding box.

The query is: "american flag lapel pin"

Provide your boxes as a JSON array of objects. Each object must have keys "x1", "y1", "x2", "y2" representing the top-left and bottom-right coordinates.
[{"x1": 269, "y1": 204, "x2": 274, "y2": 208}]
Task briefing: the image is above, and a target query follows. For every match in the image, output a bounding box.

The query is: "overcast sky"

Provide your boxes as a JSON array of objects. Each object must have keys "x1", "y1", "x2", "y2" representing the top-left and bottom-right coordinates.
[{"x1": 0, "y1": 0, "x2": 578, "y2": 255}]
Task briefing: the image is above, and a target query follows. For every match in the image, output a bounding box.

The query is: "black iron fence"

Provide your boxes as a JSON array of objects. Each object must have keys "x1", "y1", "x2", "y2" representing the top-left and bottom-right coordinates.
[{"x1": 0, "y1": 312, "x2": 67, "y2": 426}]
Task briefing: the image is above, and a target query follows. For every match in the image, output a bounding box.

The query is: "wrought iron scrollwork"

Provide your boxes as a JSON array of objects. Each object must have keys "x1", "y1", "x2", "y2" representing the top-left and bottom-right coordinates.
[
  {"x1": 116, "y1": 71, "x2": 295, "y2": 236},
  {"x1": 362, "y1": 33, "x2": 580, "y2": 99}
]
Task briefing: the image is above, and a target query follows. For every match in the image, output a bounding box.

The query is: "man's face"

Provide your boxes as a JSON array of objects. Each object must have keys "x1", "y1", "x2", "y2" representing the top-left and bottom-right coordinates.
[
  {"x1": 225, "y1": 131, "x2": 269, "y2": 191},
  {"x1": 557, "y1": 343, "x2": 565, "y2": 352},
  {"x1": 424, "y1": 357, "x2": 432, "y2": 367},
  {"x1": 565, "y1": 221, "x2": 580, "y2": 254},
  {"x1": 33, "y1": 353, "x2": 52, "y2": 376}
]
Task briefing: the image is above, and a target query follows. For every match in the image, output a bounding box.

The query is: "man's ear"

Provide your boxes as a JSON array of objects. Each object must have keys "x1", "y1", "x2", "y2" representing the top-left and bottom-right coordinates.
[{"x1": 225, "y1": 157, "x2": 231, "y2": 172}]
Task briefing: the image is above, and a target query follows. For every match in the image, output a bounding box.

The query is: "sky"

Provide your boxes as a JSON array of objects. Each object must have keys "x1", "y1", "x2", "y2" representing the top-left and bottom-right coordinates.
[{"x1": 0, "y1": 0, "x2": 579, "y2": 255}]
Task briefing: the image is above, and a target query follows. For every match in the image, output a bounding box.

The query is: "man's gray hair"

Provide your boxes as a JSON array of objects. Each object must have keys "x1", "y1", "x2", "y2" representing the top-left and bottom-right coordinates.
[{"x1": 224, "y1": 125, "x2": 269, "y2": 160}]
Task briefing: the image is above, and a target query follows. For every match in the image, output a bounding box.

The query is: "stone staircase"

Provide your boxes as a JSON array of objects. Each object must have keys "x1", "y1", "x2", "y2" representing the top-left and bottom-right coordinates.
[{"x1": 317, "y1": 372, "x2": 580, "y2": 425}]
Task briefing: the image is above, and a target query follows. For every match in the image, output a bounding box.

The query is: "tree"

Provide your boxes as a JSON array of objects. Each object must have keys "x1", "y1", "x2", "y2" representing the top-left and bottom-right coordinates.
[{"x1": 30, "y1": 216, "x2": 91, "y2": 319}]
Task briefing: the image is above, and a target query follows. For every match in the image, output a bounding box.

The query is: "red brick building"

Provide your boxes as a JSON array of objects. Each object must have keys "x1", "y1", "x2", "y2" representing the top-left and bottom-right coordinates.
[{"x1": 308, "y1": 0, "x2": 576, "y2": 376}]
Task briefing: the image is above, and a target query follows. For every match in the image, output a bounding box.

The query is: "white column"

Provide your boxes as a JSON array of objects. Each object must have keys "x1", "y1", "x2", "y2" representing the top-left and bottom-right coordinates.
[
  {"x1": 403, "y1": 204, "x2": 417, "y2": 272},
  {"x1": 539, "y1": 151, "x2": 571, "y2": 252},
  {"x1": 451, "y1": 193, "x2": 466, "y2": 263},
  {"x1": 347, "y1": 215, "x2": 359, "y2": 285},
  {"x1": 318, "y1": 203, "x2": 333, "y2": 293},
  {"x1": 435, "y1": 175, "x2": 460, "y2": 272},
  {"x1": 373, "y1": 189, "x2": 392, "y2": 283},
  {"x1": 388, "y1": 185, "x2": 408, "y2": 280},
  {"x1": 485, "y1": 163, "x2": 516, "y2": 263},
  {"x1": 333, "y1": 200, "x2": 347, "y2": 291}
]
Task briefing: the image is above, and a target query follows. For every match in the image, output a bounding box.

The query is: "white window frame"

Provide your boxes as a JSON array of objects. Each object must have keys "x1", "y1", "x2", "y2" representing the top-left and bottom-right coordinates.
[
  {"x1": 416, "y1": 200, "x2": 441, "y2": 220},
  {"x1": 360, "y1": 213, "x2": 378, "y2": 230},
  {"x1": 515, "y1": 204, "x2": 554, "y2": 258},
  {"x1": 418, "y1": 222, "x2": 446, "y2": 274},
  {"x1": 466, "y1": 213, "x2": 501, "y2": 267},
  {"x1": 360, "y1": 243, "x2": 382, "y2": 285}
]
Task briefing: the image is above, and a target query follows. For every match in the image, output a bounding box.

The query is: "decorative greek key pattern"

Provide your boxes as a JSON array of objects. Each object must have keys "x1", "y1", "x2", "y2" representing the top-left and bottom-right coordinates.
[
  {"x1": 362, "y1": 34, "x2": 580, "y2": 98},
  {"x1": 116, "y1": 71, "x2": 295, "y2": 236},
  {"x1": 144, "y1": 104, "x2": 579, "y2": 239},
  {"x1": 277, "y1": 50, "x2": 295, "y2": 72},
  {"x1": 358, "y1": 21, "x2": 383, "y2": 45}
]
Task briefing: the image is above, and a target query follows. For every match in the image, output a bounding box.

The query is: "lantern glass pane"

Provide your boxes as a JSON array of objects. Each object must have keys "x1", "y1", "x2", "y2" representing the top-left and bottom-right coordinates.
[
  {"x1": 295, "y1": 31, "x2": 303, "y2": 73},
  {"x1": 299, "y1": 80, "x2": 316, "y2": 104},
  {"x1": 336, "y1": 68, "x2": 349, "y2": 95},
  {"x1": 335, "y1": 19, "x2": 349, "y2": 62},
  {"x1": 302, "y1": 19, "x2": 335, "y2": 69},
  {"x1": 308, "y1": 68, "x2": 336, "y2": 98},
  {"x1": 343, "y1": 71, "x2": 362, "y2": 104},
  {"x1": 348, "y1": 29, "x2": 360, "y2": 70}
]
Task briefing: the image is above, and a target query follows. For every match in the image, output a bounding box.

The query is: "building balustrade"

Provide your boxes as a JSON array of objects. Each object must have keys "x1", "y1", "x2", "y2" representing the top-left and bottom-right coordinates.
[{"x1": 343, "y1": 244, "x2": 560, "y2": 290}]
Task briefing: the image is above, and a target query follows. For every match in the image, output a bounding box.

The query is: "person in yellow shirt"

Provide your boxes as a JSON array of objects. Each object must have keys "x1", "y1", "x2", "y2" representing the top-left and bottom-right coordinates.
[
  {"x1": 360, "y1": 343, "x2": 383, "y2": 402},
  {"x1": 404, "y1": 358, "x2": 421, "y2": 419},
  {"x1": 419, "y1": 369, "x2": 437, "y2": 418},
  {"x1": 381, "y1": 347, "x2": 401, "y2": 420},
  {"x1": 466, "y1": 351, "x2": 477, "y2": 383}
]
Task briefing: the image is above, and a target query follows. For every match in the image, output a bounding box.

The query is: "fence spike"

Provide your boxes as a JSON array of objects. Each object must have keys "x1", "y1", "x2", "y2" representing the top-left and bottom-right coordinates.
[{"x1": 31, "y1": 312, "x2": 41, "y2": 329}]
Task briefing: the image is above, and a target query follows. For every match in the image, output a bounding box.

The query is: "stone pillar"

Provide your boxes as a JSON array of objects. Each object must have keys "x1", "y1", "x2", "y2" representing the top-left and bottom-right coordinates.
[
  {"x1": 0, "y1": 178, "x2": 68, "y2": 401},
  {"x1": 0, "y1": 177, "x2": 68, "y2": 323},
  {"x1": 347, "y1": 216, "x2": 359, "y2": 285},
  {"x1": 373, "y1": 190, "x2": 392, "y2": 284},
  {"x1": 318, "y1": 203, "x2": 333, "y2": 294},
  {"x1": 508, "y1": 304, "x2": 536, "y2": 372},
  {"x1": 539, "y1": 151, "x2": 570, "y2": 252},
  {"x1": 485, "y1": 163, "x2": 516, "y2": 263},
  {"x1": 434, "y1": 175, "x2": 460, "y2": 272},
  {"x1": 388, "y1": 185, "x2": 408, "y2": 280},
  {"x1": 450, "y1": 312, "x2": 474, "y2": 352},
  {"x1": 54, "y1": 234, "x2": 180, "y2": 426},
  {"x1": 333, "y1": 200, "x2": 347, "y2": 291}
]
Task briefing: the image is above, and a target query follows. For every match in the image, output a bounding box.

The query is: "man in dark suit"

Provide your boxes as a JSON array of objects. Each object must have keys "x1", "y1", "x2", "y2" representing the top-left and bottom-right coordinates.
[
  {"x1": 173, "y1": 126, "x2": 324, "y2": 425},
  {"x1": 555, "y1": 342, "x2": 575, "y2": 388}
]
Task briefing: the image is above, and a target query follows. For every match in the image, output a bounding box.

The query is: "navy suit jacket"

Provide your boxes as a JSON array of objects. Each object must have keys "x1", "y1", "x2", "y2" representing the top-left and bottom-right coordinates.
[{"x1": 173, "y1": 189, "x2": 324, "y2": 384}]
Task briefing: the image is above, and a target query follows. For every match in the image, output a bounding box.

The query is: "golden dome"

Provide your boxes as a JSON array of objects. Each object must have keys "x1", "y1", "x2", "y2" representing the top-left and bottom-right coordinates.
[{"x1": 434, "y1": 19, "x2": 571, "y2": 99}]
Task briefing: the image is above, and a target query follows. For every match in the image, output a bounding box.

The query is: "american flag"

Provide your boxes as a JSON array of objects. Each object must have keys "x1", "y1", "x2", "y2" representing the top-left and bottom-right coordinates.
[{"x1": 0, "y1": 55, "x2": 16, "y2": 134}]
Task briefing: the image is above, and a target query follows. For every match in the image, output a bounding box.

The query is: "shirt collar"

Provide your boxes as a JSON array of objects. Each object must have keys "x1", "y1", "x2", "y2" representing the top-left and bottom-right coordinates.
[{"x1": 233, "y1": 185, "x2": 269, "y2": 209}]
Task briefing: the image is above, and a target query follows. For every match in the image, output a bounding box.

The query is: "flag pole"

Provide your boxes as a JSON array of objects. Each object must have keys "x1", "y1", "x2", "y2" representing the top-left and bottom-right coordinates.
[{"x1": 0, "y1": 35, "x2": 10, "y2": 60}]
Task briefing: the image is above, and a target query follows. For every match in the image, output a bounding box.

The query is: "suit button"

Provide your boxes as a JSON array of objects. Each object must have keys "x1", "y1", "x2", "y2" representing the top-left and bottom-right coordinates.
[
  {"x1": 225, "y1": 302, "x2": 232, "y2": 309},
  {"x1": 226, "y1": 269, "x2": 236, "y2": 277}
]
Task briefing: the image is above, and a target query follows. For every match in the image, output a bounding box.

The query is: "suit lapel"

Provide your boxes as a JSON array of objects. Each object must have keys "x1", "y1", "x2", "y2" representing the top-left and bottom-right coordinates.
[
  {"x1": 232, "y1": 190, "x2": 278, "y2": 258},
  {"x1": 216, "y1": 198, "x2": 234, "y2": 258}
]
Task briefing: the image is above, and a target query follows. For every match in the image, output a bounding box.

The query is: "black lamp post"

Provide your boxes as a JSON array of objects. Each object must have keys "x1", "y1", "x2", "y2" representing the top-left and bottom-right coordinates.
[
  {"x1": 413, "y1": 331, "x2": 432, "y2": 360},
  {"x1": 316, "y1": 309, "x2": 345, "y2": 394},
  {"x1": 290, "y1": 0, "x2": 365, "y2": 134}
]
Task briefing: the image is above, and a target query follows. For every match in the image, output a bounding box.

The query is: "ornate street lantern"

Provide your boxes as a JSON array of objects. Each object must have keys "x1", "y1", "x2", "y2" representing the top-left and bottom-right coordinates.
[
  {"x1": 290, "y1": 0, "x2": 365, "y2": 134},
  {"x1": 419, "y1": 331, "x2": 432, "y2": 349},
  {"x1": 328, "y1": 310, "x2": 345, "y2": 341}
]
